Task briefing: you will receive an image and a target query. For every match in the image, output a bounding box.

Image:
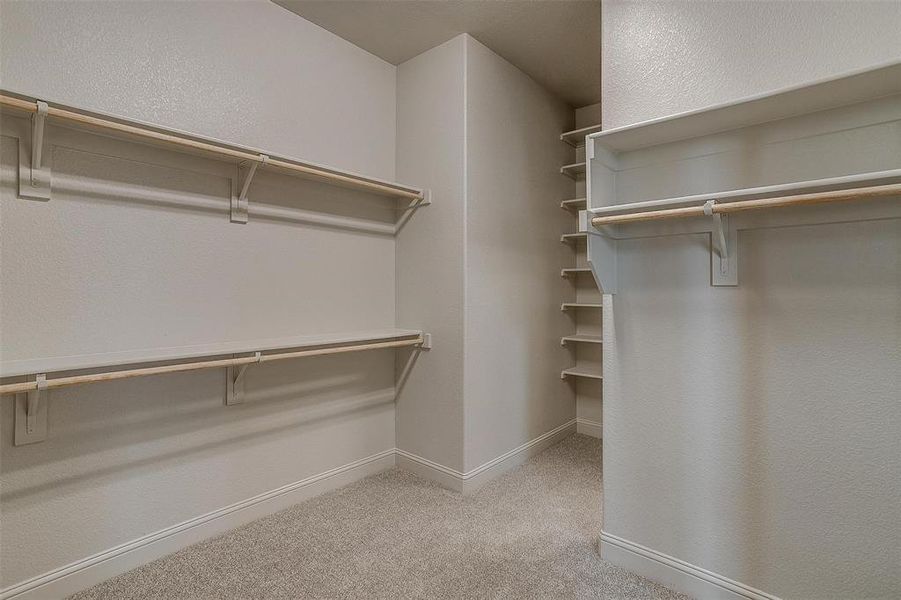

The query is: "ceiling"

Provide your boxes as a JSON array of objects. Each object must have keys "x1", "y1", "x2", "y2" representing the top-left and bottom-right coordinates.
[{"x1": 273, "y1": 0, "x2": 601, "y2": 107}]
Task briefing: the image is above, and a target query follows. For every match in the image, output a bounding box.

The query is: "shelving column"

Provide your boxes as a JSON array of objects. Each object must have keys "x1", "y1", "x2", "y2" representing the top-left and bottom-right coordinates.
[{"x1": 559, "y1": 120, "x2": 602, "y2": 438}]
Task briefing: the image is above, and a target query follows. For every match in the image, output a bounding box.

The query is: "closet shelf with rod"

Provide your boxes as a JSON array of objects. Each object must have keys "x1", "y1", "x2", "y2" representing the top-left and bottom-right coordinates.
[
  {"x1": 0, "y1": 91, "x2": 431, "y2": 228},
  {"x1": 1, "y1": 328, "x2": 432, "y2": 445}
]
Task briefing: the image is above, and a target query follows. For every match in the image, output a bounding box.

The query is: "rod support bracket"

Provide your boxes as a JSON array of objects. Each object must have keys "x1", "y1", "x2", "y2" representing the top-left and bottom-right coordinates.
[
  {"x1": 420, "y1": 333, "x2": 432, "y2": 350},
  {"x1": 15, "y1": 373, "x2": 48, "y2": 445},
  {"x1": 231, "y1": 154, "x2": 268, "y2": 224},
  {"x1": 225, "y1": 352, "x2": 261, "y2": 405},
  {"x1": 18, "y1": 100, "x2": 52, "y2": 201},
  {"x1": 705, "y1": 200, "x2": 738, "y2": 286}
]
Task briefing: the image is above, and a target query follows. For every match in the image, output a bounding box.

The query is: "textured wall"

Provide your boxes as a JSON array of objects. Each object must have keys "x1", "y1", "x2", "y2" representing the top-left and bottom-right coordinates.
[
  {"x1": 0, "y1": 0, "x2": 396, "y2": 180},
  {"x1": 395, "y1": 36, "x2": 467, "y2": 472},
  {"x1": 463, "y1": 36, "x2": 575, "y2": 471},
  {"x1": 602, "y1": 0, "x2": 901, "y2": 129},
  {"x1": 0, "y1": 0, "x2": 400, "y2": 590},
  {"x1": 601, "y1": 2, "x2": 901, "y2": 598}
]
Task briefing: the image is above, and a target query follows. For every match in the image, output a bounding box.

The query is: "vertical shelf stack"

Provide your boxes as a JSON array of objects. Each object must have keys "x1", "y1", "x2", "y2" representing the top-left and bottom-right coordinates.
[{"x1": 559, "y1": 122, "x2": 603, "y2": 436}]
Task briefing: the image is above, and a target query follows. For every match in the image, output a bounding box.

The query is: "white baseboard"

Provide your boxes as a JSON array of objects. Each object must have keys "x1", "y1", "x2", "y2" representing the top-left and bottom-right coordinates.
[
  {"x1": 600, "y1": 531, "x2": 781, "y2": 600},
  {"x1": 4, "y1": 423, "x2": 580, "y2": 600},
  {"x1": 396, "y1": 419, "x2": 577, "y2": 494},
  {"x1": 576, "y1": 417, "x2": 602, "y2": 438},
  {"x1": 1, "y1": 450, "x2": 396, "y2": 600}
]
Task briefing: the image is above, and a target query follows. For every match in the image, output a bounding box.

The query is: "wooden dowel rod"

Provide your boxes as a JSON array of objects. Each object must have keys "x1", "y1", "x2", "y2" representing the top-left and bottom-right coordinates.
[
  {"x1": 0, "y1": 94, "x2": 422, "y2": 201},
  {"x1": 591, "y1": 183, "x2": 901, "y2": 227},
  {"x1": 0, "y1": 336, "x2": 423, "y2": 395}
]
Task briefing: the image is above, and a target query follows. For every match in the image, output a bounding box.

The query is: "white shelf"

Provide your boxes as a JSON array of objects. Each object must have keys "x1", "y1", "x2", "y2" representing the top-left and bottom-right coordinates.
[
  {"x1": 560, "y1": 162, "x2": 586, "y2": 179},
  {"x1": 560, "y1": 198, "x2": 587, "y2": 211},
  {"x1": 0, "y1": 90, "x2": 426, "y2": 201},
  {"x1": 561, "y1": 335, "x2": 602, "y2": 345},
  {"x1": 0, "y1": 328, "x2": 423, "y2": 378},
  {"x1": 560, "y1": 124, "x2": 602, "y2": 147},
  {"x1": 560, "y1": 233, "x2": 587, "y2": 244},
  {"x1": 561, "y1": 268, "x2": 592, "y2": 277},
  {"x1": 561, "y1": 303, "x2": 602, "y2": 311},
  {"x1": 586, "y1": 61, "x2": 901, "y2": 152},
  {"x1": 561, "y1": 367, "x2": 603, "y2": 380}
]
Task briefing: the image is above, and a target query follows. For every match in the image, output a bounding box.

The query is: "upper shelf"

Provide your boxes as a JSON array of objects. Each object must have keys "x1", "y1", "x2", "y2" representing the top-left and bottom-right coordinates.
[
  {"x1": 0, "y1": 328, "x2": 422, "y2": 378},
  {"x1": 0, "y1": 90, "x2": 426, "y2": 202},
  {"x1": 560, "y1": 124, "x2": 602, "y2": 147},
  {"x1": 560, "y1": 162, "x2": 587, "y2": 179},
  {"x1": 588, "y1": 60, "x2": 901, "y2": 153}
]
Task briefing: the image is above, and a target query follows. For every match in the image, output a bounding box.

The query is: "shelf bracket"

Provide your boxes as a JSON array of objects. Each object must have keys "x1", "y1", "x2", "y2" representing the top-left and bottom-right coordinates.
[
  {"x1": 231, "y1": 154, "x2": 268, "y2": 224},
  {"x1": 18, "y1": 100, "x2": 51, "y2": 201},
  {"x1": 15, "y1": 373, "x2": 48, "y2": 446},
  {"x1": 704, "y1": 200, "x2": 738, "y2": 286},
  {"x1": 225, "y1": 351, "x2": 261, "y2": 405}
]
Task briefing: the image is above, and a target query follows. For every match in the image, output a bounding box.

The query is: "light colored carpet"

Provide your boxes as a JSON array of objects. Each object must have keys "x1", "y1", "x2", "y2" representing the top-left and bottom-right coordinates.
[{"x1": 70, "y1": 434, "x2": 689, "y2": 599}]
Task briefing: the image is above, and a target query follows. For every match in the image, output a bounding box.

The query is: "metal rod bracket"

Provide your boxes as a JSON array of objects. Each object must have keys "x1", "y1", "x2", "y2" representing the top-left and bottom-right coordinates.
[
  {"x1": 225, "y1": 351, "x2": 261, "y2": 405},
  {"x1": 15, "y1": 373, "x2": 48, "y2": 445},
  {"x1": 231, "y1": 154, "x2": 268, "y2": 224}
]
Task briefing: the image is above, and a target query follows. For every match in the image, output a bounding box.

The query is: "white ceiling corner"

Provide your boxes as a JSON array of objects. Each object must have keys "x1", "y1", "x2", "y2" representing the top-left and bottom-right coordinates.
[{"x1": 272, "y1": 0, "x2": 601, "y2": 107}]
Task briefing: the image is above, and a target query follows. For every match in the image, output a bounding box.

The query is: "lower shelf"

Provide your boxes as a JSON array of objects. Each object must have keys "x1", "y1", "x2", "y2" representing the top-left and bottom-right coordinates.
[
  {"x1": 561, "y1": 367, "x2": 603, "y2": 380},
  {"x1": 561, "y1": 303, "x2": 602, "y2": 311}
]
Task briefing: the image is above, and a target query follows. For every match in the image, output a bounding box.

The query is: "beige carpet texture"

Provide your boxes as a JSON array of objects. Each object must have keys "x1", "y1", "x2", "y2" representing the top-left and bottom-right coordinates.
[{"x1": 70, "y1": 434, "x2": 688, "y2": 599}]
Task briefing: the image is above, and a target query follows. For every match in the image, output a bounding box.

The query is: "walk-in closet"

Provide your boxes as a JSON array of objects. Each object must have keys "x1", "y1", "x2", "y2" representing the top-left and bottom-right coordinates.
[{"x1": 1, "y1": 2, "x2": 899, "y2": 599}]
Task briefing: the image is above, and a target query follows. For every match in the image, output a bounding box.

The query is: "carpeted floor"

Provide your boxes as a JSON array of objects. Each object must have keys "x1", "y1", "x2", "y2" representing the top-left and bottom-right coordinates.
[{"x1": 70, "y1": 434, "x2": 688, "y2": 599}]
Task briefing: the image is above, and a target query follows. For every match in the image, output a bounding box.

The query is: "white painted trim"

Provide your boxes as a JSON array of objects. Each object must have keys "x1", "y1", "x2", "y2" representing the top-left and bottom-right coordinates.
[
  {"x1": 600, "y1": 531, "x2": 782, "y2": 600},
  {"x1": 3, "y1": 422, "x2": 581, "y2": 599},
  {"x1": 576, "y1": 417, "x2": 602, "y2": 438},
  {"x1": 1, "y1": 450, "x2": 396, "y2": 600},
  {"x1": 396, "y1": 419, "x2": 577, "y2": 493}
]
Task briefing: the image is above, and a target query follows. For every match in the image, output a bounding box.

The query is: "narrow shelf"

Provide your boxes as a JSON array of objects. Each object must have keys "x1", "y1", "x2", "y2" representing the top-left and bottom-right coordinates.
[
  {"x1": 561, "y1": 367, "x2": 603, "y2": 380},
  {"x1": 560, "y1": 233, "x2": 587, "y2": 244},
  {"x1": 561, "y1": 334, "x2": 602, "y2": 345},
  {"x1": 561, "y1": 303, "x2": 602, "y2": 311},
  {"x1": 560, "y1": 124, "x2": 602, "y2": 147},
  {"x1": 560, "y1": 198, "x2": 587, "y2": 211},
  {"x1": 0, "y1": 91, "x2": 425, "y2": 201},
  {"x1": 0, "y1": 328, "x2": 423, "y2": 378},
  {"x1": 560, "y1": 162, "x2": 586, "y2": 179},
  {"x1": 561, "y1": 268, "x2": 592, "y2": 277}
]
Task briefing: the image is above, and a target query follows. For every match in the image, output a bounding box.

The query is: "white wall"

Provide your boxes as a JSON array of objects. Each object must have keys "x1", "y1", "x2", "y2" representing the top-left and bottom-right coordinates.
[
  {"x1": 0, "y1": 0, "x2": 396, "y2": 179},
  {"x1": 0, "y1": 0, "x2": 401, "y2": 592},
  {"x1": 463, "y1": 36, "x2": 574, "y2": 472},
  {"x1": 601, "y1": 2, "x2": 901, "y2": 598},
  {"x1": 395, "y1": 36, "x2": 467, "y2": 473},
  {"x1": 396, "y1": 34, "x2": 577, "y2": 480},
  {"x1": 602, "y1": 0, "x2": 901, "y2": 129}
]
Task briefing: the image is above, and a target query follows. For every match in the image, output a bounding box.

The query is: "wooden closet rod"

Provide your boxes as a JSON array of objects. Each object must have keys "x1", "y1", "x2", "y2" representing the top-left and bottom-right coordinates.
[
  {"x1": 591, "y1": 183, "x2": 901, "y2": 227},
  {"x1": 0, "y1": 94, "x2": 423, "y2": 201},
  {"x1": 0, "y1": 336, "x2": 423, "y2": 395}
]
